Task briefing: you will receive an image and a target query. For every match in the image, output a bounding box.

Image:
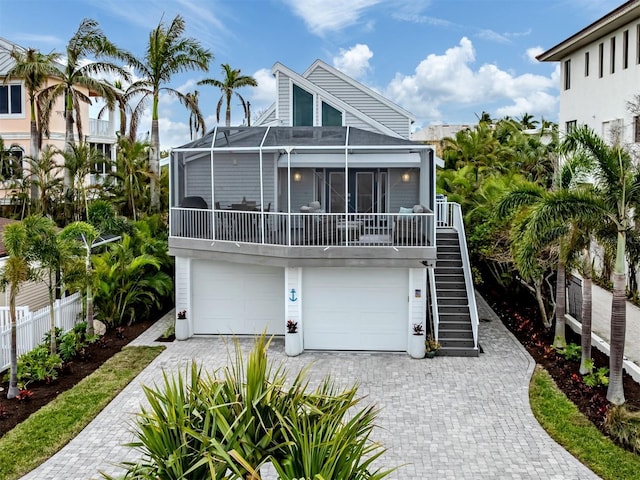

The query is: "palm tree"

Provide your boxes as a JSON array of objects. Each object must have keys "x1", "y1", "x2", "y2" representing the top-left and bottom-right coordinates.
[
  {"x1": 561, "y1": 125, "x2": 640, "y2": 405},
  {"x1": 0, "y1": 222, "x2": 33, "y2": 399},
  {"x1": 27, "y1": 145, "x2": 63, "y2": 217},
  {"x1": 186, "y1": 90, "x2": 205, "y2": 139},
  {"x1": 126, "y1": 15, "x2": 211, "y2": 212},
  {"x1": 38, "y1": 18, "x2": 131, "y2": 212},
  {"x1": 198, "y1": 63, "x2": 257, "y2": 127},
  {"x1": 60, "y1": 222, "x2": 101, "y2": 335},
  {"x1": 4, "y1": 46, "x2": 60, "y2": 198},
  {"x1": 111, "y1": 136, "x2": 152, "y2": 220},
  {"x1": 23, "y1": 215, "x2": 72, "y2": 354},
  {"x1": 62, "y1": 142, "x2": 105, "y2": 220}
]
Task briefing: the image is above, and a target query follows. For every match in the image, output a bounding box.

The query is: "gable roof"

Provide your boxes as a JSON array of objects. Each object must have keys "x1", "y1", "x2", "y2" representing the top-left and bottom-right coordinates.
[
  {"x1": 302, "y1": 59, "x2": 415, "y2": 121},
  {"x1": 538, "y1": 0, "x2": 640, "y2": 61},
  {"x1": 269, "y1": 62, "x2": 406, "y2": 138}
]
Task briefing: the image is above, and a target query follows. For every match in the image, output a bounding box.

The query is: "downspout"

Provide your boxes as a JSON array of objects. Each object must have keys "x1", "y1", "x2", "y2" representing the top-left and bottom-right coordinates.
[
  {"x1": 286, "y1": 146, "x2": 293, "y2": 246},
  {"x1": 210, "y1": 127, "x2": 217, "y2": 239},
  {"x1": 344, "y1": 126, "x2": 350, "y2": 242},
  {"x1": 258, "y1": 127, "x2": 270, "y2": 244}
]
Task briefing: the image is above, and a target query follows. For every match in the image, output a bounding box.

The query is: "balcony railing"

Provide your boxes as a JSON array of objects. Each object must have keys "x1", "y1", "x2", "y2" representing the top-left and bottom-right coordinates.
[
  {"x1": 89, "y1": 118, "x2": 112, "y2": 137},
  {"x1": 170, "y1": 208, "x2": 435, "y2": 248}
]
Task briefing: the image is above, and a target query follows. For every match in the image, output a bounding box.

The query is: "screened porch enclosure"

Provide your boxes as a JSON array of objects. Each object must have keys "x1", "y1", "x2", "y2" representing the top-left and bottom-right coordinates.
[{"x1": 170, "y1": 126, "x2": 436, "y2": 247}]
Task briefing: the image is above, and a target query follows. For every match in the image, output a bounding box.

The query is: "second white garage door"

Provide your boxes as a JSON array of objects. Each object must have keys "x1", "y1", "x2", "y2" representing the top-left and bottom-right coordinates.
[
  {"x1": 302, "y1": 268, "x2": 409, "y2": 351},
  {"x1": 192, "y1": 260, "x2": 284, "y2": 335}
]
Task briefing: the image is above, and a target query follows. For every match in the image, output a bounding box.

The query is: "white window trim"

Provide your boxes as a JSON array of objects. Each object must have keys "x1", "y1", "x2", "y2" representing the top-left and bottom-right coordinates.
[
  {"x1": 289, "y1": 80, "x2": 316, "y2": 126},
  {"x1": 320, "y1": 98, "x2": 345, "y2": 126},
  {"x1": 0, "y1": 81, "x2": 26, "y2": 119}
]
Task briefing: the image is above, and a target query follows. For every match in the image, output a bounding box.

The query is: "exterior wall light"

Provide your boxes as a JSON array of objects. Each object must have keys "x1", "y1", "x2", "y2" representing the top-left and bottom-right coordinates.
[
  {"x1": 293, "y1": 171, "x2": 302, "y2": 182},
  {"x1": 401, "y1": 172, "x2": 411, "y2": 183}
]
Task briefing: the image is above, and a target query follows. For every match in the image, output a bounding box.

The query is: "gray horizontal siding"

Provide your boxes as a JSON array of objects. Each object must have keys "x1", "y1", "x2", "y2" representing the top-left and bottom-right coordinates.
[
  {"x1": 278, "y1": 72, "x2": 291, "y2": 125},
  {"x1": 184, "y1": 153, "x2": 276, "y2": 210},
  {"x1": 345, "y1": 112, "x2": 384, "y2": 134},
  {"x1": 0, "y1": 279, "x2": 49, "y2": 311},
  {"x1": 306, "y1": 66, "x2": 411, "y2": 138},
  {"x1": 388, "y1": 169, "x2": 420, "y2": 212}
]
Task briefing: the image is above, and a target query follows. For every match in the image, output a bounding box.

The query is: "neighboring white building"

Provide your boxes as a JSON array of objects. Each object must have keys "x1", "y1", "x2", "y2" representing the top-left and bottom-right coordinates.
[
  {"x1": 169, "y1": 60, "x2": 479, "y2": 357},
  {"x1": 538, "y1": 0, "x2": 640, "y2": 144}
]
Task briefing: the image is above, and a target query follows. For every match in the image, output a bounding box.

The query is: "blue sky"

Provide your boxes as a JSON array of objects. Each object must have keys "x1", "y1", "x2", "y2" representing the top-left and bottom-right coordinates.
[{"x1": 0, "y1": 0, "x2": 623, "y2": 148}]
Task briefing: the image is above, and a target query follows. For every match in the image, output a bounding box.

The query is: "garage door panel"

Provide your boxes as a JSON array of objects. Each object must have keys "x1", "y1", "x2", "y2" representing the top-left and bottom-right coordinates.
[
  {"x1": 192, "y1": 261, "x2": 284, "y2": 335},
  {"x1": 303, "y1": 268, "x2": 408, "y2": 351}
]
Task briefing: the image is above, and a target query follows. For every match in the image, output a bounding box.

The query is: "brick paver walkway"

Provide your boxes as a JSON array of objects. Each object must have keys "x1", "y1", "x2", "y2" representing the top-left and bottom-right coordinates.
[{"x1": 21, "y1": 295, "x2": 599, "y2": 480}]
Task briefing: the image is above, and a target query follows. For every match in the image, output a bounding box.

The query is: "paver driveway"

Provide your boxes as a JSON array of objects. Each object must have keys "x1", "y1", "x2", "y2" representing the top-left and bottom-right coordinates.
[{"x1": 21, "y1": 295, "x2": 599, "y2": 480}]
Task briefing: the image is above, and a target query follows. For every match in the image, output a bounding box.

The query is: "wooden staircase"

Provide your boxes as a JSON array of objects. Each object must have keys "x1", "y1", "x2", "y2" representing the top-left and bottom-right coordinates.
[{"x1": 434, "y1": 228, "x2": 479, "y2": 357}]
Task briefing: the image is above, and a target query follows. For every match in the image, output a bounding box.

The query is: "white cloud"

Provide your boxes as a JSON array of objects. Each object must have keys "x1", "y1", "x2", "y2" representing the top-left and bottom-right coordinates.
[
  {"x1": 495, "y1": 92, "x2": 558, "y2": 118},
  {"x1": 281, "y1": 0, "x2": 381, "y2": 36},
  {"x1": 477, "y1": 29, "x2": 510, "y2": 44},
  {"x1": 384, "y1": 37, "x2": 557, "y2": 123},
  {"x1": 526, "y1": 46, "x2": 545, "y2": 64},
  {"x1": 251, "y1": 68, "x2": 277, "y2": 104},
  {"x1": 333, "y1": 44, "x2": 373, "y2": 79}
]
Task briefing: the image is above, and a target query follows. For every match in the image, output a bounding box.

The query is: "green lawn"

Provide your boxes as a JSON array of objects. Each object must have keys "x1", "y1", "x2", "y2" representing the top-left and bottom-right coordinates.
[
  {"x1": 530, "y1": 366, "x2": 640, "y2": 480},
  {"x1": 0, "y1": 345, "x2": 164, "y2": 480}
]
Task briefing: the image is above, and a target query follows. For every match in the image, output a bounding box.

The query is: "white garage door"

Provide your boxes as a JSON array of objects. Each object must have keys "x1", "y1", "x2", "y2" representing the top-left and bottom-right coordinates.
[
  {"x1": 192, "y1": 261, "x2": 284, "y2": 335},
  {"x1": 303, "y1": 268, "x2": 408, "y2": 351}
]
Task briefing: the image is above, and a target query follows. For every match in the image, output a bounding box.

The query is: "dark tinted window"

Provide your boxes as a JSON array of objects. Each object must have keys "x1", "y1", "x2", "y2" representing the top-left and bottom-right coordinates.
[{"x1": 293, "y1": 84, "x2": 313, "y2": 126}]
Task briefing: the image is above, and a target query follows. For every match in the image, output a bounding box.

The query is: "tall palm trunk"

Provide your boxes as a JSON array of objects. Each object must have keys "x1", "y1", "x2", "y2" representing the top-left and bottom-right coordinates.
[
  {"x1": 579, "y1": 247, "x2": 593, "y2": 374},
  {"x1": 64, "y1": 94, "x2": 75, "y2": 221},
  {"x1": 48, "y1": 270, "x2": 57, "y2": 355},
  {"x1": 607, "y1": 270, "x2": 627, "y2": 404},
  {"x1": 85, "y1": 247, "x2": 94, "y2": 336},
  {"x1": 7, "y1": 289, "x2": 19, "y2": 399},
  {"x1": 607, "y1": 230, "x2": 627, "y2": 405},
  {"x1": 553, "y1": 258, "x2": 567, "y2": 348},
  {"x1": 29, "y1": 118, "x2": 40, "y2": 201},
  {"x1": 149, "y1": 115, "x2": 160, "y2": 212},
  {"x1": 534, "y1": 276, "x2": 551, "y2": 328}
]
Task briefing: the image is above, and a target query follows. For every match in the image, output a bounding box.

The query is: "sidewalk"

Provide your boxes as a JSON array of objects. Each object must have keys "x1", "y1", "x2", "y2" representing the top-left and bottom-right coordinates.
[{"x1": 569, "y1": 283, "x2": 640, "y2": 382}]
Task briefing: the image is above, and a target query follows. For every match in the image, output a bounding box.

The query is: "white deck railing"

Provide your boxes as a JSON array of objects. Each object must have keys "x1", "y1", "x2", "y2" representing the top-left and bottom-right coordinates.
[
  {"x1": 436, "y1": 201, "x2": 479, "y2": 350},
  {"x1": 0, "y1": 292, "x2": 83, "y2": 372},
  {"x1": 428, "y1": 268, "x2": 440, "y2": 342},
  {"x1": 170, "y1": 208, "x2": 435, "y2": 247}
]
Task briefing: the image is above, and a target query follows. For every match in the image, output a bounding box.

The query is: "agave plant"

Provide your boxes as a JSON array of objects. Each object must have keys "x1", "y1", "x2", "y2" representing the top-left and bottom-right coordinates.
[{"x1": 104, "y1": 335, "x2": 393, "y2": 479}]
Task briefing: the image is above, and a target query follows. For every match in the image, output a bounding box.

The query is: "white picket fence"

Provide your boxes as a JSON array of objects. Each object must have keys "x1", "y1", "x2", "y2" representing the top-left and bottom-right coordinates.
[{"x1": 0, "y1": 292, "x2": 83, "y2": 372}]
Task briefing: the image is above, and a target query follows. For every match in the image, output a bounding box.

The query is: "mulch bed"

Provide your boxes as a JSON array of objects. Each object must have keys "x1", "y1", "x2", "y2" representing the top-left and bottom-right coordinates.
[
  {"x1": 480, "y1": 284, "x2": 640, "y2": 435},
  {"x1": 0, "y1": 318, "x2": 157, "y2": 438}
]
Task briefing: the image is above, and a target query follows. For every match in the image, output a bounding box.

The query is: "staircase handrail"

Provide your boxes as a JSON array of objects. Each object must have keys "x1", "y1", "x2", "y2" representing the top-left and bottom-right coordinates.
[
  {"x1": 450, "y1": 202, "x2": 479, "y2": 350},
  {"x1": 428, "y1": 267, "x2": 439, "y2": 342}
]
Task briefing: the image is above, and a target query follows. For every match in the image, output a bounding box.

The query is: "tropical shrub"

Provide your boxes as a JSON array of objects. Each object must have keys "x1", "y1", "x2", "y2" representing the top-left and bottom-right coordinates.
[
  {"x1": 103, "y1": 335, "x2": 393, "y2": 480},
  {"x1": 12, "y1": 345, "x2": 62, "y2": 387},
  {"x1": 606, "y1": 405, "x2": 640, "y2": 454},
  {"x1": 92, "y1": 233, "x2": 173, "y2": 327}
]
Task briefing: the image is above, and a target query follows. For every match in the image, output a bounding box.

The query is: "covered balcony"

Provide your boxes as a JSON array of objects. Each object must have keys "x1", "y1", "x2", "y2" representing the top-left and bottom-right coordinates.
[{"x1": 169, "y1": 126, "x2": 438, "y2": 266}]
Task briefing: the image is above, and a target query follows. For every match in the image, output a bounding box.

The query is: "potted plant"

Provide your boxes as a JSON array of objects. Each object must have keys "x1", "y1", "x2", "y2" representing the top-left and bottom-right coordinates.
[
  {"x1": 175, "y1": 310, "x2": 189, "y2": 341},
  {"x1": 285, "y1": 319, "x2": 303, "y2": 356},
  {"x1": 409, "y1": 323, "x2": 425, "y2": 359},
  {"x1": 425, "y1": 334, "x2": 441, "y2": 358}
]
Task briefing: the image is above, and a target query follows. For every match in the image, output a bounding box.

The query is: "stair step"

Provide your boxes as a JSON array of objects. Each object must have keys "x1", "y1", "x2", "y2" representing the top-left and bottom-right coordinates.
[
  {"x1": 437, "y1": 297, "x2": 469, "y2": 305},
  {"x1": 436, "y1": 259, "x2": 463, "y2": 268},
  {"x1": 436, "y1": 277, "x2": 467, "y2": 290},
  {"x1": 438, "y1": 305, "x2": 471, "y2": 314},
  {"x1": 436, "y1": 233, "x2": 459, "y2": 240},
  {"x1": 437, "y1": 346, "x2": 480, "y2": 357},
  {"x1": 437, "y1": 248, "x2": 460, "y2": 255},
  {"x1": 438, "y1": 329, "x2": 474, "y2": 340},
  {"x1": 438, "y1": 313, "x2": 472, "y2": 322},
  {"x1": 436, "y1": 288, "x2": 467, "y2": 298},
  {"x1": 440, "y1": 337, "x2": 475, "y2": 348},
  {"x1": 437, "y1": 251, "x2": 462, "y2": 260}
]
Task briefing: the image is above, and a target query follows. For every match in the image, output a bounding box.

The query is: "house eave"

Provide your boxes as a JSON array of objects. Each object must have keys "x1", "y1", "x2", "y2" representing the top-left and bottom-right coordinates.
[
  {"x1": 538, "y1": 0, "x2": 640, "y2": 62},
  {"x1": 169, "y1": 238, "x2": 436, "y2": 268}
]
